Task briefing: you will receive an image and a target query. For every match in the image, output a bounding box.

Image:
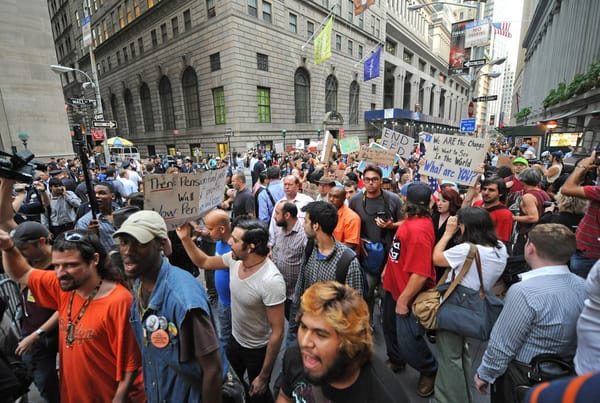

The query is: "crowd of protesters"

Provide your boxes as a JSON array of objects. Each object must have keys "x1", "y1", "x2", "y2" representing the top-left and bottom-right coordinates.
[{"x1": 0, "y1": 138, "x2": 598, "y2": 403}]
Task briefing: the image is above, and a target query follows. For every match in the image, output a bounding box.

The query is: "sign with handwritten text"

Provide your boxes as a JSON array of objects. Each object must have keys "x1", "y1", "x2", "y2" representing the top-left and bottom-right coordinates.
[
  {"x1": 143, "y1": 169, "x2": 227, "y2": 230},
  {"x1": 338, "y1": 136, "x2": 361, "y2": 154},
  {"x1": 379, "y1": 128, "x2": 415, "y2": 159},
  {"x1": 421, "y1": 133, "x2": 489, "y2": 186}
]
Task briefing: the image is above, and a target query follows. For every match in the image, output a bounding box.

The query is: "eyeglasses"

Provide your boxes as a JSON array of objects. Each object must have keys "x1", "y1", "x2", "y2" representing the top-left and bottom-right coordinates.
[
  {"x1": 363, "y1": 177, "x2": 380, "y2": 183},
  {"x1": 63, "y1": 231, "x2": 88, "y2": 243}
]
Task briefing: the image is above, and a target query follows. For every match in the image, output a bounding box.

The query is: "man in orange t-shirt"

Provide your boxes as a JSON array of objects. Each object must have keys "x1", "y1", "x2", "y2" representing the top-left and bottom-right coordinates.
[
  {"x1": 0, "y1": 229, "x2": 145, "y2": 403},
  {"x1": 329, "y1": 186, "x2": 361, "y2": 252}
]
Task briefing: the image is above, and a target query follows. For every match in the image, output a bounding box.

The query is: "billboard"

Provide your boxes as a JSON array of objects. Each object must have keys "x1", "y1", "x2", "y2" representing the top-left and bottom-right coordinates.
[
  {"x1": 449, "y1": 20, "x2": 473, "y2": 75},
  {"x1": 465, "y1": 19, "x2": 491, "y2": 48}
]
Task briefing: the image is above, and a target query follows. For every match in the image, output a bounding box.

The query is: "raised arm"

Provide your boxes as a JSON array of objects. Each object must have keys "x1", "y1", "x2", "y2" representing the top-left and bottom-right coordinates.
[
  {"x1": 561, "y1": 152, "x2": 595, "y2": 199},
  {"x1": 0, "y1": 179, "x2": 18, "y2": 231},
  {"x1": 0, "y1": 229, "x2": 34, "y2": 286},
  {"x1": 175, "y1": 223, "x2": 227, "y2": 270}
]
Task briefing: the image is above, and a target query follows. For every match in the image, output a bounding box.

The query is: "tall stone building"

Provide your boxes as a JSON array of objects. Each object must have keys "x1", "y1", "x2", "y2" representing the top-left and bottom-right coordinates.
[
  {"x1": 50, "y1": 0, "x2": 475, "y2": 158},
  {"x1": 0, "y1": 0, "x2": 71, "y2": 159}
]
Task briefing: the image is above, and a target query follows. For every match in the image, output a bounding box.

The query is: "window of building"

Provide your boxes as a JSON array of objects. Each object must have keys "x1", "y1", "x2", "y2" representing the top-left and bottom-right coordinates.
[
  {"x1": 160, "y1": 23, "x2": 167, "y2": 43},
  {"x1": 107, "y1": 56, "x2": 112, "y2": 70},
  {"x1": 103, "y1": 20, "x2": 109, "y2": 40},
  {"x1": 75, "y1": 10, "x2": 80, "y2": 27},
  {"x1": 110, "y1": 94, "x2": 119, "y2": 134},
  {"x1": 430, "y1": 66, "x2": 436, "y2": 77},
  {"x1": 111, "y1": 12, "x2": 117, "y2": 33},
  {"x1": 371, "y1": 84, "x2": 376, "y2": 94},
  {"x1": 212, "y1": 87, "x2": 226, "y2": 124},
  {"x1": 335, "y1": 34, "x2": 341, "y2": 51},
  {"x1": 358, "y1": 44, "x2": 363, "y2": 59},
  {"x1": 262, "y1": 1, "x2": 271, "y2": 24},
  {"x1": 307, "y1": 21, "x2": 314, "y2": 39},
  {"x1": 419, "y1": 59, "x2": 426, "y2": 72},
  {"x1": 376, "y1": 18, "x2": 380, "y2": 37},
  {"x1": 371, "y1": 16, "x2": 375, "y2": 35},
  {"x1": 371, "y1": 103, "x2": 376, "y2": 110},
  {"x1": 347, "y1": 0, "x2": 353, "y2": 22},
  {"x1": 289, "y1": 13, "x2": 297, "y2": 33},
  {"x1": 294, "y1": 68, "x2": 310, "y2": 123},
  {"x1": 348, "y1": 40, "x2": 353, "y2": 56},
  {"x1": 182, "y1": 67, "x2": 201, "y2": 128},
  {"x1": 403, "y1": 49, "x2": 413, "y2": 64},
  {"x1": 130, "y1": 42, "x2": 136, "y2": 58},
  {"x1": 116, "y1": 50, "x2": 121, "y2": 65},
  {"x1": 257, "y1": 87, "x2": 271, "y2": 123},
  {"x1": 184, "y1": 9, "x2": 192, "y2": 29},
  {"x1": 118, "y1": 5, "x2": 124, "y2": 28},
  {"x1": 172, "y1": 17, "x2": 179, "y2": 36},
  {"x1": 257, "y1": 53, "x2": 268, "y2": 71},
  {"x1": 134, "y1": 0, "x2": 140, "y2": 17},
  {"x1": 206, "y1": 0, "x2": 215, "y2": 18},
  {"x1": 138, "y1": 37, "x2": 144, "y2": 54},
  {"x1": 151, "y1": 30, "x2": 157, "y2": 47},
  {"x1": 140, "y1": 83, "x2": 154, "y2": 131},
  {"x1": 159, "y1": 76, "x2": 176, "y2": 130},
  {"x1": 123, "y1": 47, "x2": 128, "y2": 62},
  {"x1": 439, "y1": 73, "x2": 446, "y2": 83},
  {"x1": 386, "y1": 39, "x2": 397, "y2": 55},
  {"x1": 248, "y1": 0, "x2": 257, "y2": 17},
  {"x1": 349, "y1": 81, "x2": 359, "y2": 124},
  {"x1": 124, "y1": 89, "x2": 136, "y2": 133},
  {"x1": 325, "y1": 75, "x2": 337, "y2": 112},
  {"x1": 148, "y1": 0, "x2": 154, "y2": 8},
  {"x1": 358, "y1": 13, "x2": 363, "y2": 29},
  {"x1": 210, "y1": 53, "x2": 221, "y2": 71},
  {"x1": 125, "y1": 0, "x2": 132, "y2": 23}
]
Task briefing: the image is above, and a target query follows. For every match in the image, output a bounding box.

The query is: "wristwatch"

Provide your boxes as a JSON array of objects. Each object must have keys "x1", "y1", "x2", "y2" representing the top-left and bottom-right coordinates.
[{"x1": 36, "y1": 328, "x2": 45, "y2": 337}]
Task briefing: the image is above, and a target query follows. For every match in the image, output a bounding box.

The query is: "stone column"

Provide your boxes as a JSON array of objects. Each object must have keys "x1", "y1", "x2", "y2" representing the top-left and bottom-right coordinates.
[
  {"x1": 422, "y1": 82, "x2": 432, "y2": 115},
  {"x1": 410, "y1": 78, "x2": 420, "y2": 111},
  {"x1": 431, "y1": 85, "x2": 441, "y2": 117},
  {"x1": 394, "y1": 68, "x2": 406, "y2": 109},
  {"x1": 444, "y1": 91, "x2": 452, "y2": 121}
]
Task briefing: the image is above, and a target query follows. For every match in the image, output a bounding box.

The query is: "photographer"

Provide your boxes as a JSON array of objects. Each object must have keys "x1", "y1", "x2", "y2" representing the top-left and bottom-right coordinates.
[
  {"x1": 561, "y1": 151, "x2": 600, "y2": 278},
  {"x1": 13, "y1": 177, "x2": 50, "y2": 224},
  {"x1": 43, "y1": 178, "x2": 80, "y2": 237}
]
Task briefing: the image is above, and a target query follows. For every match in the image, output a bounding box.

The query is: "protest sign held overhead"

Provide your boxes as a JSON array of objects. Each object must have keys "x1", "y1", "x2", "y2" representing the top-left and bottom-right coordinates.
[
  {"x1": 144, "y1": 169, "x2": 227, "y2": 230},
  {"x1": 338, "y1": 136, "x2": 361, "y2": 154},
  {"x1": 379, "y1": 128, "x2": 415, "y2": 159},
  {"x1": 421, "y1": 133, "x2": 490, "y2": 186}
]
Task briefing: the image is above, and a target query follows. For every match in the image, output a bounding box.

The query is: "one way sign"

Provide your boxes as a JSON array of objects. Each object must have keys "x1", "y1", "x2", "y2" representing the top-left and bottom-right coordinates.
[{"x1": 93, "y1": 120, "x2": 118, "y2": 129}]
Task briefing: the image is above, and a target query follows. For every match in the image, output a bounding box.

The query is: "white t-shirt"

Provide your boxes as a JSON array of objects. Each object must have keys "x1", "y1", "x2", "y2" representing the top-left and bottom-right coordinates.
[
  {"x1": 222, "y1": 252, "x2": 286, "y2": 349},
  {"x1": 443, "y1": 243, "x2": 507, "y2": 291}
]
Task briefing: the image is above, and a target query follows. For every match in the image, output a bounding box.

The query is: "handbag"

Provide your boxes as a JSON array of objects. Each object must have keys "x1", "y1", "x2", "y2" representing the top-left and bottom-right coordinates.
[
  {"x1": 436, "y1": 246, "x2": 504, "y2": 340},
  {"x1": 222, "y1": 366, "x2": 246, "y2": 403},
  {"x1": 412, "y1": 244, "x2": 477, "y2": 330},
  {"x1": 361, "y1": 240, "x2": 386, "y2": 275}
]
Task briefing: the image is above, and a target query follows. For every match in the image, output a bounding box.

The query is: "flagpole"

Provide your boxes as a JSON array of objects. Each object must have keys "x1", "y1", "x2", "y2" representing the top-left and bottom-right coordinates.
[
  {"x1": 354, "y1": 39, "x2": 384, "y2": 67},
  {"x1": 301, "y1": 0, "x2": 341, "y2": 50}
]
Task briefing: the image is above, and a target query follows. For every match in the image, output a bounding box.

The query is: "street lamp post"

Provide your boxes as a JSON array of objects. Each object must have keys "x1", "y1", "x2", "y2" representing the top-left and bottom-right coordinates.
[
  {"x1": 50, "y1": 64, "x2": 108, "y2": 163},
  {"x1": 281, "y1": 129, "x2": 287, "y2": 154},
  {"x1": 18, "y1": 133, "x2": 29, "y2": 149},
  {"x1": 224, "y1": 127, "x2": 233, "y2": 161}
]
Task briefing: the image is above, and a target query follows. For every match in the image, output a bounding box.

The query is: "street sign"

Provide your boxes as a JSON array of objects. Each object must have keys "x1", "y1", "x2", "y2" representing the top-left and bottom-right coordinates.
[
  {"x1": 460, "y1": 118, "x2": 476, "y2": 132},
  {"x1": 81, "y1": 16, "x2": 92, "y2": 48},
  {"x1": 468, "y1": 101, "x2": 474, "y2": 118},
  {"x1": 464, "y1": 58, "x2": 487, "y2": 68},
  {"x1": 91, "y1": 128, "x2": 105, "y2": 141},
  {"x1": 69, "y1": 98, "x2": 95, "y2": 105},
  {"x1": 92, "y1": 120, "x2": 118, "y2": 129},
  {"x1": 94, "y1": 113, "x2": 104, "y2": 120},
  {"x1": 472, "y1": 95, "x2": 498, "y2": 102}
]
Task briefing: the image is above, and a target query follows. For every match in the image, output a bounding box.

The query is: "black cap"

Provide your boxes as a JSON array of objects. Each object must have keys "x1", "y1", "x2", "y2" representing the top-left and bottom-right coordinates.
[
  {"x1": 11, "y1": 222, "x2": 50, "y2": 248},
  {"x1": 406, "y1": 182, "x2": 431, "y2": 206}
]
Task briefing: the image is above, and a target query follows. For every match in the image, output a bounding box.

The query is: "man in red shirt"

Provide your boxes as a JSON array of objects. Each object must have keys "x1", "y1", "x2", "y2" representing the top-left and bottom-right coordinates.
[
  {"x1": 472, "y1": 177, "x2": 513, "y2": 244},
  {"x1": 561, "y1": 150, "x2": 600, "y2": 277},
  {"x1": 382, "y1": 182, "x2": 438, "y2": 397}
]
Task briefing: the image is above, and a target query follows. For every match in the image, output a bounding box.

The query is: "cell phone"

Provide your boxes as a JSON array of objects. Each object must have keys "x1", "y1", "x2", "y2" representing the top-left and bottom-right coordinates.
[{"x1": 376, "y1": 211, "x2": 390, "y2": 221}]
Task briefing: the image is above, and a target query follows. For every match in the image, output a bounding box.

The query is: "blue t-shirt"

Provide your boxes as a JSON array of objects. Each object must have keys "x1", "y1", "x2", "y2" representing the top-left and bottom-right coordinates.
[{"x1": 215, "y1": 240, "x2": 231, "y2": 307}]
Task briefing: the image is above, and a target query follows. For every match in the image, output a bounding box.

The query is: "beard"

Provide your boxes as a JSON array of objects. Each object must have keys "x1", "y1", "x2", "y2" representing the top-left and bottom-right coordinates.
[
  {"x1": 275, "y1": 219, "x2": 287, "y2": 228},
  {"x1": 304, "y1": 351, "x2": 352, "y2": 386}
]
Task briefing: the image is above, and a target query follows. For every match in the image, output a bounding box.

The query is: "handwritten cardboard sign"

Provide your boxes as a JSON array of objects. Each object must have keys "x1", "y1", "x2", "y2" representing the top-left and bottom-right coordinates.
[
  {"x1": 379, "y1": 128, "x2": 415, "y2": 159},
  {"x1": 421, "y1": 133, "x2": 489, "y2": 186},
  {"x1": 143, "y1": 169, "x2": 227, "y2": 230},
  {"x1": 319, "y1": 131, "x2": 334, "y2": 162},
  {"x1": 359, "y1": 147, "x2": 396, "y2": 167},
  {"x1": 338, "y1": 136, "x2": 361, "y2": 154},
  {"x1": 357, "y1": 143, "x2": 398, "y2": 178}
]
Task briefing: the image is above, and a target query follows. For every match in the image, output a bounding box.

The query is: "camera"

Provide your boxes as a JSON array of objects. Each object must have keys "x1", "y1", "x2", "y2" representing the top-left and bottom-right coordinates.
[
  {"x1": 542, "y1": 201, "x2": 556, "y2": 208},
  {"x1": 376, "y1": 211, "x2": 391, "y2": 221},
  {"x1": 0, "y1": 149, "x2": 47, "y2": 184}
]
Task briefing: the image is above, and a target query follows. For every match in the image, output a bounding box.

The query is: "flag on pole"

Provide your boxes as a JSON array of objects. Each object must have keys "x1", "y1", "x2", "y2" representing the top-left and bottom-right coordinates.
[
  {"x1": 492, "y1": 22, "x2": 512, "y2": 38},
  {"x1": 363, "y1": 46, "x2": 381, "y2": 81},
  {"x1": 314, "y1": 17, "x2": 333, "y2": 65},
  {"x1": 354, "y1": 0, "x2": 374, "y2": 16}
]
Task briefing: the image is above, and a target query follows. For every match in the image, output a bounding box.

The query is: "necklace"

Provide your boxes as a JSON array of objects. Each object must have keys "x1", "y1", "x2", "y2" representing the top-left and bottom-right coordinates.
[
  {"x1": 242, "y1": 258, "x2": 266, "y2": 272},
  {"x1": 65, "y1": 280, "x2": 102, "y2": 348}
]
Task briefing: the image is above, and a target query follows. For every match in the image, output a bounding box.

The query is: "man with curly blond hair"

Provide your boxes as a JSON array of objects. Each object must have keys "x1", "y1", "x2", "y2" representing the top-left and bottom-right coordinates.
[{"x1": 276, "y1": 281, "x2": 409, "y2": 402}]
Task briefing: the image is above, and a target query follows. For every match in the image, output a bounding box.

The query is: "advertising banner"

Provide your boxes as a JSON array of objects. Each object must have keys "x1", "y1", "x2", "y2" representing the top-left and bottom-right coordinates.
[
  {"x1": 449, "y1": 20, "x2": 473, "y2": 75},
  {"x1": 465, "y1": 19, "x2": 491, "y2": 48}
]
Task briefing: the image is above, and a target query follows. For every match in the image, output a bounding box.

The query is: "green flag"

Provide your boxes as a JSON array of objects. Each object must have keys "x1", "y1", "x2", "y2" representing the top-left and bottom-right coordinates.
[{"x1": 314, "y1": 17, "x2": 333, "y2": 65}]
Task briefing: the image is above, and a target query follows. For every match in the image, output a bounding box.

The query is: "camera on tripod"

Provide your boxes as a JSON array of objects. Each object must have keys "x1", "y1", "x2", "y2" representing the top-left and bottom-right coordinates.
[{"x1": 0, "y1": 149, "x2": 48, "y2": 184}]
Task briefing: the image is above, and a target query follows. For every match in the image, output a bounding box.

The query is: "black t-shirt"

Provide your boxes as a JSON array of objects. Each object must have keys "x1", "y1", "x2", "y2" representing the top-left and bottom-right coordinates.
[
  {"x1": 280, "y1": 344, "x2": 409, "y2": 403},
  {"x1": 232, "y1": 187, "x2": 255, "y2": 218}
]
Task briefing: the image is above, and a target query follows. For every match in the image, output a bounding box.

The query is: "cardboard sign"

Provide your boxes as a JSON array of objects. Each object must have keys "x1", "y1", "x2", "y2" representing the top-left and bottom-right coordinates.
[
  {"x1": 295, "y1": 139, "x2": 305, "y2": 149},
  {"x1": 143, "y1": 169, "x2": 227, "y2": 230},
  {"x1": 379, "y1": 128, "x2": 415, "y2": 159},
  {"x1": 421, "y1": 133, "x2": 490, "y2": 186},
  {"x1": 359, "y1": 147, "x2": 396, "y2": 167},
  {"x1": 338, "y1": 136, "x2": 361, "y2": 154},
  {"x1": 356, "y1": 143, "x2": 397, "y2": 178},
  {"x1": 319, "y1": 131, "x2": 334, "y2": 162},
  {"x1": 496, "y1": 154, "x2": 513, "y2": 168}
]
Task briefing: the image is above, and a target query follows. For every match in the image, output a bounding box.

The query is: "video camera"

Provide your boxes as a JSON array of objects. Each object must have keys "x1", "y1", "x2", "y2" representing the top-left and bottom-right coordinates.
[{"x1": 0, "y1": 149, "x2": 47, "y2": 184}]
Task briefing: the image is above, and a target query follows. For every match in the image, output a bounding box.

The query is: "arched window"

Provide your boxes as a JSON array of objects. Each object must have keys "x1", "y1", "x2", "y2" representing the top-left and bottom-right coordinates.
[
  {"x1": 110, "y1": 93, "x2": 120, "y2": 135},
  {"x1": 349, "y1": 81, "x2": 359, "y2": 124},
  {"x1": 139, "y1": 83, "x2": 155, "y2": 131},
  {"x1": 123, "y1": 89, "x2": 136, "y2": 134},
  {"x1": 159, "y1": 76, "x2": 176, "y2": 130},
  {"x1": 325, "y1": 74, "x2": 337, "y2": 112},
  {"x1": 294, "y1": 68, "x2": 310, "y2": 123},
  {"x1": 182, "y1": 67, "x2": 201, "y2": 128}
]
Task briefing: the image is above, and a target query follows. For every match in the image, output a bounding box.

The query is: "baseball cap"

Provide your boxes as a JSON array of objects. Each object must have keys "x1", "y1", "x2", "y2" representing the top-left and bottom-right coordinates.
[
  {"x1": 520, "y1": 144, "x2": 529, "y2": 149},
  {"x1": 317, "y1": 177, "x2": 336, "y2": 186},
  {"x1": 512, "y1": 157, "x2": 529, "y2": 166},
  {"x1": 121, "y1": 161, "x2": 131, "y2": 169},
  {"x1": 541, "y1": 151, "x2": 550, "y2": 157},
  {"x1": 11, "y1": 222, "x2": 50, "y2": 248},
  {"x1": 113, "y1": 210, "x2": 168, "y2": 244},
  {"x1": 551, "y1": 151, "x2": 564, "y2": 159},
  {"x1": 406, "y1": 182, "x2": 431, "y2": 206}
]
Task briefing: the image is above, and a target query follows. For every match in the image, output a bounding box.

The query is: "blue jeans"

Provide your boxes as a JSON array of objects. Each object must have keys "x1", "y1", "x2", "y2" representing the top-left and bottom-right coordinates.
[
  {"x1": 570, "y1": 250, "x2": 597, "y2": 278},
  {"x1": 395, "y1": 311, "x2": 438, "y2": 376},
  {"x1": 382, "y1": 292, "x2": 405, "y2": 366},
  {"x1": 217, "y1": 300, "x2": 232, "y2": 351},
  {"x1": 21, "y1": 337, "x2": 60, "y2": 403}
]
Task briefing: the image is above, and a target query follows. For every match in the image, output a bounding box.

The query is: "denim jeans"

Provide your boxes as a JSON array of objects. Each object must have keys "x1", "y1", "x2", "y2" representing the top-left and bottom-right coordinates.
[
  {"x1": 217, "y1": 300, "x2": 232, "y2": 351},
  {"x1": 570, "y1": 250, "x2": 597, "y2": 278},
  {"x1": 21, "y1": 339, "x2": 60, "y2": 403},
  {"x1": 226, "y1": 338, "x2": 274, "y2": 403},
  {"x1": 382, "y1": 292, "x2": 406, "y2": 366},
  {"x1": 395, "y1": 311, "x2": 438, "y2": 376}
]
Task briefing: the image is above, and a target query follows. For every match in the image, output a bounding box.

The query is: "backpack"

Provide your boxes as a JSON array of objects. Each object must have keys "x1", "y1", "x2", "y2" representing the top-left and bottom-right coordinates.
[{"x1": 303, "y1": 239, "x2": 368, "y2": 297}]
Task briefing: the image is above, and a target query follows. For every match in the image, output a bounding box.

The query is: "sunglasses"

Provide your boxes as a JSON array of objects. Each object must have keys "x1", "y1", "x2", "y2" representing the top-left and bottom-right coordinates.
[{"x1": 63, "y1": 231, "x2": 88, "y2": 243}]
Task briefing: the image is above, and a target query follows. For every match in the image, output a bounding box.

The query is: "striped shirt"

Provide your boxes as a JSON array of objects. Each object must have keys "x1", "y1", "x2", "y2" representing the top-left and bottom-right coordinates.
[
  {"x1": 477, "y1": 266, "x2": 585, "y2": 383},
  {"x1": 577, "y1": 186, "x2": 600, "y2": 258},
  {"x1": 271, "y1": 219, "x2": 307, "y2": 298}
]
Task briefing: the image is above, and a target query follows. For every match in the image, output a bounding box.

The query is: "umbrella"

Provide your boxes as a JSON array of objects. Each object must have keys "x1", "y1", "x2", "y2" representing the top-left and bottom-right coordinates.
[{"x1": 107, "y1": 136, "x2": 133, "y2": 147}]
